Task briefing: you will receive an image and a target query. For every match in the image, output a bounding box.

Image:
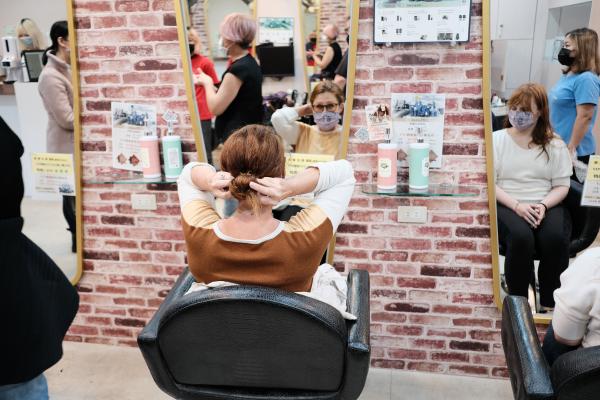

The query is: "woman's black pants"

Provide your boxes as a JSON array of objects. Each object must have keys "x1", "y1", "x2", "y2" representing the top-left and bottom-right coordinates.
[
  {"x1": 62, "y1": 195, "x2": 76, "y2": 252},
  {"x1": 497, "y1": 203, "x2": 571, "y2": 307}
]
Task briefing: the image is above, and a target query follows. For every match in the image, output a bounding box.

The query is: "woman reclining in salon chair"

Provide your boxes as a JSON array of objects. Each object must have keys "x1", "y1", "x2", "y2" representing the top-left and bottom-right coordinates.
[{"x1": 177, "y1": 124, "x2": 355, "y2": 310}]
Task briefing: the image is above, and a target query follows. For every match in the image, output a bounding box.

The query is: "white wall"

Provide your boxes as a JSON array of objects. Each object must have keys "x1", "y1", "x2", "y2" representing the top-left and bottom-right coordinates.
[
  {"x1": 0, "y1": 0, "x2": 67, "y2": 43},
  {"x1": 256, "y1": 0, "x2": 308, "y2": 95}
]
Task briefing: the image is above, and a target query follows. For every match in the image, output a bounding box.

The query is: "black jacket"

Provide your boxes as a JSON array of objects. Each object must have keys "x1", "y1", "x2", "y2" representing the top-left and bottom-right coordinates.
[{"x1": 0, "y1": 117, "x2": 79, "y2": 385}]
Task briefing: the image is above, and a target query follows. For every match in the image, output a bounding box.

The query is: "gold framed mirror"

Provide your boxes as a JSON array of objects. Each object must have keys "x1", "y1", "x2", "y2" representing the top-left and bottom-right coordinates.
[
  {"x1": 175, "y1": 0, "x2": 358, "y2": 264},
  {"x1": 1, "y1": 0, "x2": 83, "y2": 285},
  {"x1": 487, "y1": 0, "x2": 600, "y2": 323}
]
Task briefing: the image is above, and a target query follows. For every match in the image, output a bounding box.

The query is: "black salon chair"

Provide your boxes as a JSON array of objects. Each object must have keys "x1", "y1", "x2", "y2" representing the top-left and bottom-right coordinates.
[
  {"x1": 501, "y1": 295, "x2": 600, "y2": 400},
  {"x1": 562, "y1": 179, "x2": 600, "y2": 257},
  {"x1": 138, "y1": 267, "x2": 370, "y2": 400}
]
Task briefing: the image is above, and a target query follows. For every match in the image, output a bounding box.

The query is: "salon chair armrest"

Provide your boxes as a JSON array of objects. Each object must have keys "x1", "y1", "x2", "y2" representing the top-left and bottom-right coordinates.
[
  {"x1": 137, "y1": 267, "x2": 195, "y2": 397},
  {"x1": 501, "y1": 296, "x2": 554, "y2": 400},
  {"x1": 565, "y1": 179, "x2": 600, "y2": 256},
  {"x1": 340, "y1": 269, "x2": 370, "y2": 400},
  {"x1": 551, "y1": 345, "x2": 600, "y2": 399}
]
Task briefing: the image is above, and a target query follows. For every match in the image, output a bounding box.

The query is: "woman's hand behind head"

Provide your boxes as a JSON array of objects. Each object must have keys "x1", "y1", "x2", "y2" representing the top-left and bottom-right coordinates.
[
  {"x1": 249, "y1": 177, "x2": 292, "y2": 206},
  {"x1": 209, "y1": 171, "x2": 233, "y2": 199}
]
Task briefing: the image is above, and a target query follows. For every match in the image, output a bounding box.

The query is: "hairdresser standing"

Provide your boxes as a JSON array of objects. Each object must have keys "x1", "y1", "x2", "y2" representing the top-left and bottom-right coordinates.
[
  {"x1": 38, "y1": 20, "x2": 76, "y2": 252},
  {"x1": 549, "y1": 28, "x2": 600, "y2": 172}
]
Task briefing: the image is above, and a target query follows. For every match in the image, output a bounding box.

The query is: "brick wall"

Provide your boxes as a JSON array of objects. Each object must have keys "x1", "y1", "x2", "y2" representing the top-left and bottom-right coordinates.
[
  {"x1": 71, "y1": 0, "x2": 508, "y2": 378},
  {"x1": 71, "y1": 0, "x2": 195, "y2": 346},
  {"x1": 331, "y1": 0, "x2": 506, "y2": 378},
  {"x1": 319, "y1": 0, "x2": 349, "y2": 53},
  {"x1": 190, "y1": 1, "x2": 210, "y2": 53}
]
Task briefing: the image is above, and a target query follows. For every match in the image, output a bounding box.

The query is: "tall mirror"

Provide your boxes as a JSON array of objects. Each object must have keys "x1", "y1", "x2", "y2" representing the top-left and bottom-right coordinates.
[
  {"x1": 301, "y1": 0, "x2": 320, "y2": 88},
  {"x1": 488, "y1": 0, "x2": 600, "y2": 320},
  {"x1": 176, "y1": 0, "x2": 357, "y2": 260},
  {"x1": 180, "y1": 0, "x2": 354, "y2": 167},
  {"x1": 0, "y1": 0, "x2": 82, "y2": 284}
]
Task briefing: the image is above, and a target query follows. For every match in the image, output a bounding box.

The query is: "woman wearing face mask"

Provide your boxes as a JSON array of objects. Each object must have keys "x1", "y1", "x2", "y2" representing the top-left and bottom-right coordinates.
[
  {"x1": 38, "y1": 21, "x2": 76, "y2": 253},
  {"x1": 188, "y1": 27, "x2": 219, "y2": 165},
  {"x1": 194, "y1": 13, "x2": 263, "y2": 146},
  {"x1": 309, "y1": 24, "x2": 343, "y2": 80},
  {"x1": 16, "y1": 18, "x2": 46, "y2": 52},
  {"x1": 271, "y1": 81, "x2": 344, "y2": 159},
  {"x1": 549, "y1": 28, "x2": 600, "y2": 171},
  {"x1": 494, "y1": 83, "x2": 572, "y2": 311}
]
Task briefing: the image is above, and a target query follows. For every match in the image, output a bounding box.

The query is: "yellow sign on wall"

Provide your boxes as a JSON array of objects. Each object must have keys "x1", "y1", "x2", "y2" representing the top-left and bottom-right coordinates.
[
  {"x1": 285, "y1": 152, "x2": 335, "y2": 177},
  {"x1": 31, "y1": 153, "x2": 75, "y2": 195},
  {"x1": 582, "y1": 155, "x2": 600, "y2": 207}
]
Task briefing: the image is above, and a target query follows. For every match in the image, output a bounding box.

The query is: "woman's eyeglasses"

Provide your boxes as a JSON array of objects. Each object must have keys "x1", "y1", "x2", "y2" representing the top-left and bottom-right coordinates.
[{"x1": 312, "y1": 103, "x2": 339, "y2": 112}]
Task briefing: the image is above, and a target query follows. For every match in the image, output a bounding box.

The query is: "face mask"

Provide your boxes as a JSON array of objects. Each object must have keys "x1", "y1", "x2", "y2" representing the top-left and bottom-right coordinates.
[
  {"x1": 508, "y1": 110, "x2": 537, "y2": 131},
  {"x1": 218, "y1": 37, "x2": 229, "y2": 55},
  {"x1": 189, "y1": 43, "x2": 195, "y2": 55},
  {"x1": 314, "y1": 111, "x2": 340, "y2": 131},
  {"x1": 20, "y1": 36, "x2": 33, "y2": 47},
  {"x1": 557, "y1": 47, "x2": 575, "y2": 66}
]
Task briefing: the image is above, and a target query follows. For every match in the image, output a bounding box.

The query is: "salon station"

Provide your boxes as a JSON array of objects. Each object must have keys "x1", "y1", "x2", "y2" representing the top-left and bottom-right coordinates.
[{"x1": 2, "y1": 0, "x2": 600, "y2": 399}]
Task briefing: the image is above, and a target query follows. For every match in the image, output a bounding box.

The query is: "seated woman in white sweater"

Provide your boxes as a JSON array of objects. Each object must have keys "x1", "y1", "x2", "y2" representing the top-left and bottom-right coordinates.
[
  {"x1": 271, "y1": 81, "x2": 344, "y2": 159},
  {"x1": 177, "y1": 124, "x2": 355, "y2": 293},
  {"x1": 494, "y1": 83, "x2": 572, "y2": 310}
]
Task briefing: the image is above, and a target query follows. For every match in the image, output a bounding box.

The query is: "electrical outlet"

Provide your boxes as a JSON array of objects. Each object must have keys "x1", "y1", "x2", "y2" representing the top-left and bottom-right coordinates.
[
  {"x1": 132, "y1": 194, "x2": 157, "y2": 210},
  {"x1": 397, "y1": 206, "x2": 427, "y2": 224}
]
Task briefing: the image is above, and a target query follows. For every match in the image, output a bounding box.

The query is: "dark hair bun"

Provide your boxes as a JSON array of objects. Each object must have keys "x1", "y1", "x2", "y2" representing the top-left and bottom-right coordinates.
[{"x1": 229, "y1": 172, "x2": 255, "y2": 201}]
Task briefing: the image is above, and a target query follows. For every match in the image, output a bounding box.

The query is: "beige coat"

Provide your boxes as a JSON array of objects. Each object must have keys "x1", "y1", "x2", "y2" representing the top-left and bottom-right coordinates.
[{"x1": 38, "y1": 52, "x2": 74, "y2": 154}]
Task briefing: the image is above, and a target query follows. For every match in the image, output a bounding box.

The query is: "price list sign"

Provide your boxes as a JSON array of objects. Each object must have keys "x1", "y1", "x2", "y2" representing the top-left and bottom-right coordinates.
[
  {"x1": 582, "y1": 156, "x2": 600, "y2": 207},
  {"x1": 31, "y1": 153, "x2": 75, "y2": 195},
  {"x1": 374, "y1": 0, "x2": 471, "y2": 44}
]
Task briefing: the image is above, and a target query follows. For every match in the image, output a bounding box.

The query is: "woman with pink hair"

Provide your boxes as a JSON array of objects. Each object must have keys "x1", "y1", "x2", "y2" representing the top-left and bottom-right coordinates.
[{"x1": 195, "y1": 13, "x2": 263, "y2": 145}]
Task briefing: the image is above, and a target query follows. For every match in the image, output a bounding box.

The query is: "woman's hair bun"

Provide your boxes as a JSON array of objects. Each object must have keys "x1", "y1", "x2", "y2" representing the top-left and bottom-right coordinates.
[{"x1": 229, "y1": 172, "x2": 255, "y2": 201}]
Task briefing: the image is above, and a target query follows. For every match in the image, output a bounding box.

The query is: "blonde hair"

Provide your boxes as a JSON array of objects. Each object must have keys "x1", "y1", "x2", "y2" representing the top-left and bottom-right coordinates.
[
  {"x1": 219, "y1": 13, "x2": 256, "y2": 49},
  {"x1": 565, "y1": 28, "x2": 600, "y2": 75},
  {"x1": 16, "y1": 18, "x2": 47, "y2": 51},
  {"x1": 309, "y1": 80, "x2": 345, "y2": 104},
  {"x1": 187, "y1": 27, "x2": 201, "y2": 54}
]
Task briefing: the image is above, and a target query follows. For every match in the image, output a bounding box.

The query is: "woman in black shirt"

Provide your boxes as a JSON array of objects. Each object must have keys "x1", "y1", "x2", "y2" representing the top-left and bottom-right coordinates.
[
  {"x1": 310, "y1": 24, "x2": 342, "y2": 80},
  {"x1": 195, "y1": 13, "x2": 263, "y2": 144}
]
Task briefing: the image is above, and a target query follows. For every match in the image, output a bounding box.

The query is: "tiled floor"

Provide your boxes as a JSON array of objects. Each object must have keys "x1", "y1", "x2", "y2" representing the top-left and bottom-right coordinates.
[
  {"x1": 21, "y1": 198, "x2": 77, "y2": 280},
  {"x1": 46, "y1": 342, "x2": 513, "y2": 399}
]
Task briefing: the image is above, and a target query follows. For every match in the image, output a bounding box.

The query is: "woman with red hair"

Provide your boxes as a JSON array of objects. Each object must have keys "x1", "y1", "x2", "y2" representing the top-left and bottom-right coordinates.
[
  {"x1": 495, "y1": 83, "x2": 572, "y2": 311},
  {"x1": 177, "y1": 124, "x2": 355, "y2": 292}
]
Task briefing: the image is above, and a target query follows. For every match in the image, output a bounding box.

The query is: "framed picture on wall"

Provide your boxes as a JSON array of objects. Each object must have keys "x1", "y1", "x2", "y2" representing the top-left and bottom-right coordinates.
[
  {"x1": 373, "y1": 0, "x2": 472, "y2": 44},
  {"x1": 258, "y1": 17, "x2": 294, "y2": 45}
]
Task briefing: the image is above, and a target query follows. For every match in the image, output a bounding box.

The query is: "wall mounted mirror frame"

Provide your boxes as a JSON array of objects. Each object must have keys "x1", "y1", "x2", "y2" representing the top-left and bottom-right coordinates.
[
  {"x1": 485, "y1": 0, "x2": 600, "y2": 324},
  {"x1": 484, "y1": 0, "x2": 553, "y2": 324},
  {"x1": 176, "y1": 0, "x2": 360, "y2": 264}
]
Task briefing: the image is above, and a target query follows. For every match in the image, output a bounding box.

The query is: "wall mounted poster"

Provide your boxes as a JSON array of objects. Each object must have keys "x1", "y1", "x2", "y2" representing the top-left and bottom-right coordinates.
[
  {"x1": 258, "y1": 17, "x2": 294, "y2": 44},
  {"x1": 365, "y1": 103, "x2": 392, "y2": 141},
  {"x1": 31, "y1": 153, "x2": 75, "y2": 195},
  {"x1": 391, "y1": 93, "x2": 445, "y2": 169},
  {"x1": 374, "y1": 0, "x2": 471, "y2": 44},
  {"x1": 111, "y1": 102, "x2": 157, "y2": 171}
]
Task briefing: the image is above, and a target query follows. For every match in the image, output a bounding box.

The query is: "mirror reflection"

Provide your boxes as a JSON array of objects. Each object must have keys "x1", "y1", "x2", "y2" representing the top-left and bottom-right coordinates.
[
  {"x1": 490, "y1": 0, "x2": 600, "y2": 316},
  {"x1": 1, "y1": 8, "x2": 79, "y2": 283},
  {"x1": 184, "y1": 0, "x2": 351, "y2": 171}
]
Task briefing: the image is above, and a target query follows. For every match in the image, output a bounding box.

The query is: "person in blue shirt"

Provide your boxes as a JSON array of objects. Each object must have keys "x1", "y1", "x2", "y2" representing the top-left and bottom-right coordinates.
[{"x1": 549, "y1": 28, "x2": 600, "y2": 168}]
